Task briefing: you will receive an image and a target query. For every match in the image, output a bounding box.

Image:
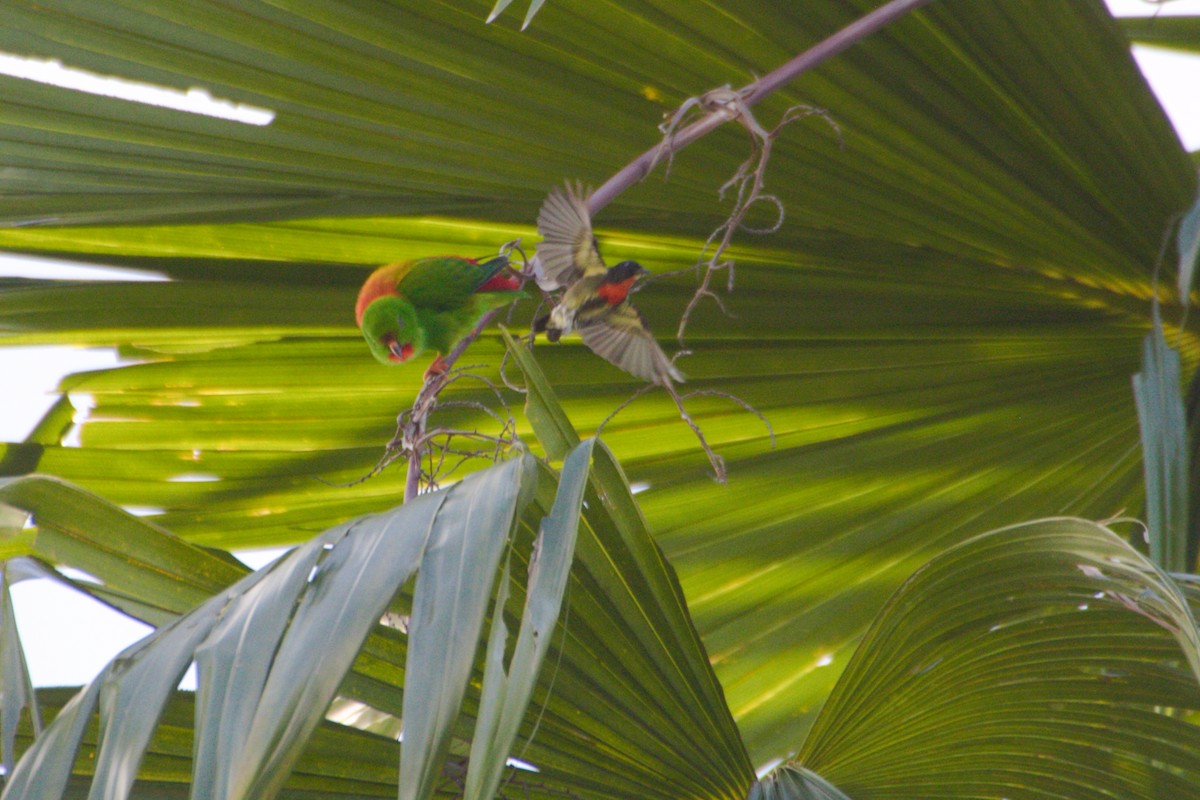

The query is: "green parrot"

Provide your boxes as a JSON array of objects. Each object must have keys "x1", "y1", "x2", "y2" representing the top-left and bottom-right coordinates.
[
  {"x1": 533, "y1": 183, "x2": 683, "y2": 385},
  {"x1": 355, "y1": 255, "x2": 524, "y2": 378}
]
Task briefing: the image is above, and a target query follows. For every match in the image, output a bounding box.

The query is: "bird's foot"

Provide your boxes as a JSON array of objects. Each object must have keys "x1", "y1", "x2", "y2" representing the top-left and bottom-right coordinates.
[{"x1": 423, "y1": 355, "x2": 449, "y2": 381}]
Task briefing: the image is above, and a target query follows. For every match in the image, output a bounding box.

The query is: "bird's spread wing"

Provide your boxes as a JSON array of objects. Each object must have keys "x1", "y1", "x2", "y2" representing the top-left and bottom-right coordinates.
[
  {"x1": 535, "y1": 182, "x2": 606, "y2": 290},
  {"x1": 578, "y1": 303, "x2": 684, "y2": 385}
]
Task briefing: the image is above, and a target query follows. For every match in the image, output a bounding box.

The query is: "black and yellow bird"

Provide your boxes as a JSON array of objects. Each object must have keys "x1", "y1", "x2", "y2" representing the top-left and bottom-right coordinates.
[{"x1": 532, "y1": 183, "x2": 683, "y2": 385}]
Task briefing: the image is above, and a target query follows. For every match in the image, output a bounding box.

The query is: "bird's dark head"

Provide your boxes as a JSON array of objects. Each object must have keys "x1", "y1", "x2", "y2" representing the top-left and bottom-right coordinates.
[{"x1": 607, "y1": 260, "x2": 647, "y2": 282}]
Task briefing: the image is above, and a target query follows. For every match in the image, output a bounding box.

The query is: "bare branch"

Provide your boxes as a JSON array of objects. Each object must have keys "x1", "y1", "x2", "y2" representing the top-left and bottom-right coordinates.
[
  {"x1": 587, "y1": 0, "x2": 936, "y2": 214},
  {"x1": 664, "y1": 380, "x2": 726, "y2": 483}
]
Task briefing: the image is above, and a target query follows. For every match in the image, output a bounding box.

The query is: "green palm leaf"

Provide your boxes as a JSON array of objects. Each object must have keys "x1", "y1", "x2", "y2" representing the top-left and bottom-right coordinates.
[
  {"x1": 1, "y1": 0, "x2": 1197, "y2": 767},
  {"x1": 797, "y1": 518, "x2": 1200, "y2": 799}
]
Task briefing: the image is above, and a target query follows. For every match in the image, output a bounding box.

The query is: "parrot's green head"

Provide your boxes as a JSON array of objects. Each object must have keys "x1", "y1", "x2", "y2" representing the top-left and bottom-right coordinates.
[{"x1": 360, "y1": 296, "x2": 426, "y2": 366}]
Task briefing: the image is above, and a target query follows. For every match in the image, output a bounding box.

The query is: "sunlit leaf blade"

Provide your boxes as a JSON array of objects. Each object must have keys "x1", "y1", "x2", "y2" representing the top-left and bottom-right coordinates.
[
  {"x1": 24, "y1": 396, "x2": 75, "y2": 447},
  {"x1": 0, "y1": 475, "x2": 246, "y2": 625},
  {"x1": 464, "y1": 439, "x2": 592, "y2": 800},
  {"x1": 798, "y1": 518, "x2": 1200, "y2": 798},
  {"x1": 399, "y1": 454, "x2": 532, "y2": 800},
  {"x1": 1, "y1": 0, "x2": 1198, "y2": 765},
  {"x1": 502, "y1": 327, "x2": 579, "y2": 461},
  {"x1": 749, "y1": 765, "x2": 850, "y2": 800},
  {"x1": 1133, "y1": 308, "x2": 1190, "y2": 572}
]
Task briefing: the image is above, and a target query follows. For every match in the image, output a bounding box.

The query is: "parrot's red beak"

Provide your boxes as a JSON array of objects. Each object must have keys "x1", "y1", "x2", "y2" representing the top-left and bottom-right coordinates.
[{"x1": 383, "y1": 335, "x2": 414, "y2": 363}]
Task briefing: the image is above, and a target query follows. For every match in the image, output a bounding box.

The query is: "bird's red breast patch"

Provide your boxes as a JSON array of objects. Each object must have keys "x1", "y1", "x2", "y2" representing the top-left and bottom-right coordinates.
[{"x1": 596, "y1": 276, "x2": 638, "y2": 306}]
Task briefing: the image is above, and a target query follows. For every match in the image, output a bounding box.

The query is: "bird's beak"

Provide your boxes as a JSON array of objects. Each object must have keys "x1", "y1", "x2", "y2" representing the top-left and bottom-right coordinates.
[{"x1": 385, "y1": 337, "x2": 414, "y2": 362}]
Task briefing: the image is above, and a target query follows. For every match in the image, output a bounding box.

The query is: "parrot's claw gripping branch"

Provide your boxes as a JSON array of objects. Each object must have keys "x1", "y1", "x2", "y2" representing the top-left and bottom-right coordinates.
[{"x1": 396, "y1": 344, "x2": 519, "y2": 501}]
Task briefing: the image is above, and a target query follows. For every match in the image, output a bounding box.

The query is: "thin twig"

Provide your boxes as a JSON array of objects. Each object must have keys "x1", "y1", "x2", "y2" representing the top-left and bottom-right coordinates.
[
  {"x1": 675, "y1": 103, "x2": 840, "y2": 344},
  {"x1": 594, "y1": 383, "x2": 657, "y2": 437},
  {"x1": 684, "y1": 388, "x2": 776, "y2": 448},
  {"x1": 663, "y1": 380, "x2": 726, "y2": 482}
]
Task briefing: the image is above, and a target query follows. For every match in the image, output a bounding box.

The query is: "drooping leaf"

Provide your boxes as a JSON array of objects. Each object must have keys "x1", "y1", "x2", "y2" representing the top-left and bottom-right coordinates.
[
  {"x1": 14, "y1": 687, "x2": 402, "y2": 798},
  {"x1": 0, "y1": 559, "x2": 43, "y2": 775},
  {"x1": 191, "y1": 536, "x2": 329, "y2": 800},
  {"x1": 2, "y1": 455, "x2": 538, "y2": 800},
  {"x1": 798, "y1": 517, "x2": 1200, "y2": 798},
  {"x1": 4, "y1": 454, "x2": 755, "y2": 799},
  {"x1": 2, "y1": 675, "x2": 106, "y2": 799},
  {"x1": 464, "y1": 438, "x2": 592, "y2": 800},
  {"x1": 398, "y1": 454, "x2": 531, "y2": 800},
  {"x1": 1133, "y1": 307, "x2": 1191, "y2": 572},
  {"x1": 231, "y1": 488, "x2": 448, "y2": 800},
  {"x1": 87, "y1": 589, "x2": 252, "y2": 800}
]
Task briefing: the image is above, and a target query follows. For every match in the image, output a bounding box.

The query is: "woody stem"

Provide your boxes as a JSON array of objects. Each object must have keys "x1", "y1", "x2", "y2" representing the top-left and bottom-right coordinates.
[
  {"x1": 587, "y1": 0, "x2": 936, "y2": 214},
  {"x1": 404, "y1": 307, "x2": 505, "y2": 502}
]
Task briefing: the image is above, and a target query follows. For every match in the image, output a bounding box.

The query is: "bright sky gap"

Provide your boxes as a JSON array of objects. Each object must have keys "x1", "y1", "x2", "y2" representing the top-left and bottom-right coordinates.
[{"x1": 0, "y1": 51, "x2": 275, "y2": 125}]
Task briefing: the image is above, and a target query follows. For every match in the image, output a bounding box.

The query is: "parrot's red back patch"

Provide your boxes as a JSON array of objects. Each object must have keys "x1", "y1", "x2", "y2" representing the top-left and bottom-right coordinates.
[
  {"x1": 355, "y1": 267, "x2": 403, "y2": 325},
  {"x1": 477, "y1": 274, "x2": 521, "y2": 293}
]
